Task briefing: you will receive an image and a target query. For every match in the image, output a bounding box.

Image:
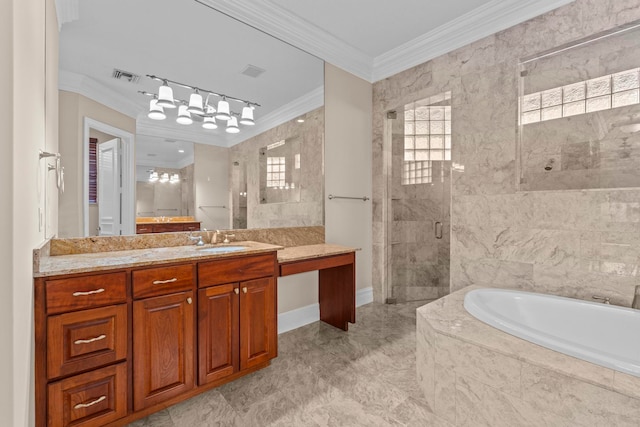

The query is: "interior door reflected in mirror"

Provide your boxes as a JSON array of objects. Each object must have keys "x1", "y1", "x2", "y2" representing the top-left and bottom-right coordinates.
[{"x1": 259, "y1": 137, "x2": 301, "y2": 204}]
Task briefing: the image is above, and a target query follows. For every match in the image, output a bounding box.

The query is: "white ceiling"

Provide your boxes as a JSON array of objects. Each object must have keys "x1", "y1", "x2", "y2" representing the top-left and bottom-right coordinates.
[{"x1": 58, "y1": 0, "x2": 574, "y2": 157}]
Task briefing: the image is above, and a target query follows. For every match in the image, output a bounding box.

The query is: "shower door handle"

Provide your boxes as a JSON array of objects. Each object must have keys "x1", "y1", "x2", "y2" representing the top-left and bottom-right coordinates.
[{"x1": 434, "y1": 221, "x2": 443, "y2": 239}]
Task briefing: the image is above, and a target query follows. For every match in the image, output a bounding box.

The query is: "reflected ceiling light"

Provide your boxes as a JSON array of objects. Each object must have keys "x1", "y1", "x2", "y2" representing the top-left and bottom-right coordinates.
[
  {"x1": 159, "y1": 172, "x2": 169, "y2": 183},
  {"x1": 226, "y1": 116, "x2": 240, "y2": 133},
  {"x1": 147, "y1": 99, "x2": 166, "y2": 120},
  {"x1": 176, "y1": 105, "x2": 193, "y2": 125},
  {"x1": 170, "y1": 173, "x2": 180, "y2": 184},
  {"x1": 216, "y1": 98, "x2": 231, "y2": 121},
  {"x1": 141, "y1": 75, "x2": 260, "y2": 133},
  {"x1": 178, "y1": 149, "x2": 185, "y2": 153},
  {"x1": 240, "y1": 105, "x2": 255, "y2": 126},
  {"x1": 187, "y1": 90, "x2": 204, "y2": 116},
  {"x1": 148, "y1": 171, "x2": 159, "y2": 182},
  {"x1": 156, "y1": 80, "x2": 176, "y2": 109},
  {"x1": 203, "y1": 115, "x2": 217, "y2": 130}
]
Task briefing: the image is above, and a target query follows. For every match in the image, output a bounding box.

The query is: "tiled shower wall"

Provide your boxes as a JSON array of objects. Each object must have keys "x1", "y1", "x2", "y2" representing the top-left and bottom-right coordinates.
[
  {"x1": 372, "y1": 0, "x2": 640, "y2": 305},
  {"x1": 229, "y1": 107, "x2": 324, "y2": 229}
]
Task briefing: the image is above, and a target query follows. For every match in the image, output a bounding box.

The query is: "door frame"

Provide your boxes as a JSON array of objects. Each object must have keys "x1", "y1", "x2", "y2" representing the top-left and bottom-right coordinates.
[{"x1": 82, "y1": 117, "x2": 135, "y2": 236}]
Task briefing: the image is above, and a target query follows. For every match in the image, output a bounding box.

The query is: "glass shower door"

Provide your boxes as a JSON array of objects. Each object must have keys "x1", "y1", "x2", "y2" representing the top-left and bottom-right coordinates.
[{"x1": 387, "y1": 92, "x2": 452, "y2": 303}]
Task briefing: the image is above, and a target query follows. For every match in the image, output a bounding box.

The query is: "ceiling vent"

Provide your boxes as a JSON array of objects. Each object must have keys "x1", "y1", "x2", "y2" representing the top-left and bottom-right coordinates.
[
  {"x1": 240, "y1": 64, "x2": 266, "y2": 78},
  {"x1": 111, "y1": 68, "x2": 141, "y2": 84}
]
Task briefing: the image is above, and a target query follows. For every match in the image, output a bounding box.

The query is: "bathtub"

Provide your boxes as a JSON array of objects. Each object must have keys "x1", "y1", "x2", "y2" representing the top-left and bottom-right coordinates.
[{"x1": 463, "y1": 288, "x2": 640, "y2": 377}]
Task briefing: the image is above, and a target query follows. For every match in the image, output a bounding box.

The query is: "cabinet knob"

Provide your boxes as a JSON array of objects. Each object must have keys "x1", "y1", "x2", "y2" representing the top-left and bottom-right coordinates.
[
  {"x1": 234, "y1": 288, "x2": 239, "y2": 295},
  {"x1": 242, "y1": 287, "x2": 247, "y2": 294},
  {"x1": 187, "y1": 297, "x2": 193, "y2": 305}
]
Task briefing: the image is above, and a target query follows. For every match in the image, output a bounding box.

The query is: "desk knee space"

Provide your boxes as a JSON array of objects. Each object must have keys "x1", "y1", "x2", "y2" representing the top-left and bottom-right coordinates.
[{"x1": 278, "y1": 251, "x2": 356, "y2": 331}]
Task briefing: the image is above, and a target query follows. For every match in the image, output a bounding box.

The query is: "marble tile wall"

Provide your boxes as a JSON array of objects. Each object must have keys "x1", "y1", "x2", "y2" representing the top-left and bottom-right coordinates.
[
  {"x1": 372, "y1": 0, "x2": 640, "y2": 305},
  {"x1": 229, "y1": 108, "x2": 324, "y2": 229}
]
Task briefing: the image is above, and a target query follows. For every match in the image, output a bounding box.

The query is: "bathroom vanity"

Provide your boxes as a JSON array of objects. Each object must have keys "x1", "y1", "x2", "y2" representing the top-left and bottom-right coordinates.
[
  {"x1": 33, "y1": 235, "x2": 358, "y2": 427},
  {"x1": 34, "y1": 242, "x2": 280, "y2": 427}
]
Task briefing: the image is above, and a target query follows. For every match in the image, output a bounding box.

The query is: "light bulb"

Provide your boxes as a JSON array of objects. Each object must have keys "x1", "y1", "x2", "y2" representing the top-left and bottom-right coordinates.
[
  {"x1": 156, "y1": 82, "x2": 176, "y2": 108},
  {"x1": 216, "y1": 99, "x2": 231, "y2": 121},
  {"x1": 226, "y1": 116, "x2": 240, "y2": 134},
  {"x1": 239, "y1": 106, "x2": 255, "y2": 125},
  {"x1": 148, "y1": 99, "x2": 166, "y2": 120},
  {"x1": 202, "y1": 115, "x2": 218, "y2": 130},
  {"x1": 187, "y1": 91, "x2": 204, "y2": 115},
  {"x1": 176, "y1": 105, "x2": 193, "y2": 125}
]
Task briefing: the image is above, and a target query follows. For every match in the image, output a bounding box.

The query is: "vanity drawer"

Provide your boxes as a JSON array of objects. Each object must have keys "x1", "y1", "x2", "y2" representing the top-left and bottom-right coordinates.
[
  {"x1": 47, "y1": 304, "x2": 128, "y2": 380},
  {"x1": 132, "y1": 263, "x2": 195, "y2": 298},
  {"x1": 48, "y1": 362, "x2": 127, "y2": 427},
  {"x1": 46, "y1": 272, "x2": 127, "y2": 315},
  {"x1": 198, "y1": 253, "x2": 276, "y2": 287}
]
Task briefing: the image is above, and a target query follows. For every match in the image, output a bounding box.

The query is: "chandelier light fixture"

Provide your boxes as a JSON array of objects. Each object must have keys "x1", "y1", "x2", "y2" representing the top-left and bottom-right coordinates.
[
  {"x1": 140, "y1": 75, "x2": 259, "y2": 134},
  {"x1": 148, "y1": 170, "x2": 180, "y2": 184}
]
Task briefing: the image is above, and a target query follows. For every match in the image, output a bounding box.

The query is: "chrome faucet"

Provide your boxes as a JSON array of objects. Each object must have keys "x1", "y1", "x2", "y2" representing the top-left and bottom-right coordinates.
[
  {"x1": 188, "y1": 232, "x2": 204, "y2": 246},
  {"x1": 223, "y1": 233, "x2": 236, "y2": 244},
  {"x1": 632, "y1": 285, "x2": 640, "y2": 309}
]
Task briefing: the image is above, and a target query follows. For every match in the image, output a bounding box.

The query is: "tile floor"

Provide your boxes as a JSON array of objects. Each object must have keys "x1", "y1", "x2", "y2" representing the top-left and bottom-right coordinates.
[{"x1": 128, "y1": 301, "x2": 451, "y2": 426}]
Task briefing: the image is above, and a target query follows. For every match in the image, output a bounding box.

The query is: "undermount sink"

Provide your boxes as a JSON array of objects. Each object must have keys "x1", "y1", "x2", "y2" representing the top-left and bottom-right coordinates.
[{"x1": 197, "y1": 246, "x2": 246, "y2": 254}]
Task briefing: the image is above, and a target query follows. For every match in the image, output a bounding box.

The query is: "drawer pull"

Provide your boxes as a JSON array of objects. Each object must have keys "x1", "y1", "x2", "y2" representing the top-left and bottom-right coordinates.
[
  {"x1": 234, "y1": 288, "x2": 239, "y2": 295},
  {"x1": 74, "y1": 334, "x2": 106, "y2": 345},
  {"x1": 72, "y1": 288, "x2": 105, "y2": 297},
  {"x1": 73, "y1": 395, "x2": 106, "y2": 409},
  {"x1": 187, "y1": 297, "x2": 193, "y2": 305},
  {"x1": 242, "y1": 287, "x2": 247, "y2": 294},
  {"x1": 152, "y1": 278, "x2": 178, "y2": 285}
]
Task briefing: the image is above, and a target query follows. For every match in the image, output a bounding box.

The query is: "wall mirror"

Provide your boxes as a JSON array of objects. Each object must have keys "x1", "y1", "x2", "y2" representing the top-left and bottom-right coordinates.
[
  {"x1": 56, "y1": 0, "x2": 324, "y2": 237},
  {"x1": 259, "y1": 137, "x2": 301, "y2": 204},
  {"x1": 518, "y1": 21, "x2": 640, "y2": 191}
]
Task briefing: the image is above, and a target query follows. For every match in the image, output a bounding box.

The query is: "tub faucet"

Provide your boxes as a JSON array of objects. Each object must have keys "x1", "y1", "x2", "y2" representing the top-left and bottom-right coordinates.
[
  {"x1": 632, "y1": 286, "x2": 640, "y2": 310},
  {"x1": 592, "y1": 295, "x2": 610, "y2": 304}
]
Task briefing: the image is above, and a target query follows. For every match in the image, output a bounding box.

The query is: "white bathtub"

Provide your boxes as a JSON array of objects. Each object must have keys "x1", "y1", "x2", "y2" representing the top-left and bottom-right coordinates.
[{"x1": 464, "y1": 288, "x2": 640, "y2": 377}]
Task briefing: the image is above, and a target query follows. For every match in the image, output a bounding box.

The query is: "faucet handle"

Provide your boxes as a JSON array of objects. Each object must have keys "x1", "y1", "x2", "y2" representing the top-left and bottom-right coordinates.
[{"x1": 223, "y1": 234, "x2": 236, "y2": 244}]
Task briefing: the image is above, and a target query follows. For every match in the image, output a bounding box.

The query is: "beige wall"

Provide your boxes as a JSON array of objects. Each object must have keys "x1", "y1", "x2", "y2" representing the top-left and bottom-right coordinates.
[
  {"x1": 58, "y1": 91, "x2": 136, "y2": 237},
  {"x1": 1, "y1": 0, "x2": 57, "y2": 425},
  {"x1": 372, "y1": 0, "x2": 640, "y2": 306},
  {"x1": 325, "y1": 64, "x2": 373, "y2": 292},
  {"x1": 194, "y1": 144, "x2": 230, "y2": 230}
]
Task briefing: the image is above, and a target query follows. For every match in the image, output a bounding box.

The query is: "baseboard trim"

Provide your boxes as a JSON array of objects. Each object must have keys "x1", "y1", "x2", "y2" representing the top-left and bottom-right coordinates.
[{"x1": 277, "y1": 286, "x2": 374, "y2": 334}]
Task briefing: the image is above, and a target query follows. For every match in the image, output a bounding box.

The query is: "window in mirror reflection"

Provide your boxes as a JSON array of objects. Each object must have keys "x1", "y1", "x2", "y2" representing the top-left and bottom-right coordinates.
[{"x1": 259, "y1": 137, "x2": 301, "y2": 204}]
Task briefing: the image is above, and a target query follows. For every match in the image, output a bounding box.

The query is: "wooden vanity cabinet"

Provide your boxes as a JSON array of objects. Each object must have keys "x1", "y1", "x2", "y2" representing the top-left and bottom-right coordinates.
[
  {"x1": 197, "y1": 255, "x2": 277, "y2": 386},
  {"x1": 36, "y1": 251, "x2": 278, "y2": 427},
  {"x1": 132, "y1": 290, "x2": 195, "y2": 410}
]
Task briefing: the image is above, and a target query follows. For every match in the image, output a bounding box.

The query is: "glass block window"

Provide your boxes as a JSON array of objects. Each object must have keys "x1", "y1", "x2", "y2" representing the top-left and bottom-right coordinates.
[
  {"x1": 402, "y1": 161, "x2": 431, "y2": 185},
  {"x1": 403, "y1": 92, "x2": 451, "y2": 185},
  {"x1": 521, "y1": 67, "x2": 640, "y2": 125},
  {"x1": 266, "y1": 157, "x2": 285, "y2": 188}
]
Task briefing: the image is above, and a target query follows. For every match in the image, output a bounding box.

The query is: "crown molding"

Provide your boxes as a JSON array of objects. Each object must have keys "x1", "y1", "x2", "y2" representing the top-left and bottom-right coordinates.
[
  {"x1": 196, "y1": 0, "x2": 373, "y2": 81},
  {"x1": 223, "y1": 85, "x2": 324, "y2": 147},
  {"x1": 372, "y1": 0, "x2": 575, "y2": 81},
  {"x1": 59, "y1": 70, "x2": 140, "y2": 118},
  {"x1": 197, "y1": 0, "x2": 572, "y2": 84}
]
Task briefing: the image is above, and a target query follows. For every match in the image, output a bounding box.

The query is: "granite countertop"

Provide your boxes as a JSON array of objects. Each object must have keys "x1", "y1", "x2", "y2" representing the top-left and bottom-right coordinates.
[
  {"x1": 277, "y1": 243, "x2": 360, "y2": 264},
  {"x1": 35, "y1": 241, "x2": 283, "y2": 277}
]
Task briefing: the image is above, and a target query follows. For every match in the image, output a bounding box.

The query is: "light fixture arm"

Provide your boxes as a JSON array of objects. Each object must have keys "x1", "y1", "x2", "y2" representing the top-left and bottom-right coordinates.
[{"x1": 146, "y1": 75, "x2": 260, "y2": 107}]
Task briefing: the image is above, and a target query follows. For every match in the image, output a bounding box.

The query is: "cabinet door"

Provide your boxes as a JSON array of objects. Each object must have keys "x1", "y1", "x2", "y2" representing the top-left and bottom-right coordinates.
[
  {"x1": 198, "y1": 284, "x2": 239, "y2": 385},
  {"x1": 133, "y1": 291, "x2": 195, "y2": 410},
  {"x1": 240, "y1": 277, "x2": 277, "y2": 370}
]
